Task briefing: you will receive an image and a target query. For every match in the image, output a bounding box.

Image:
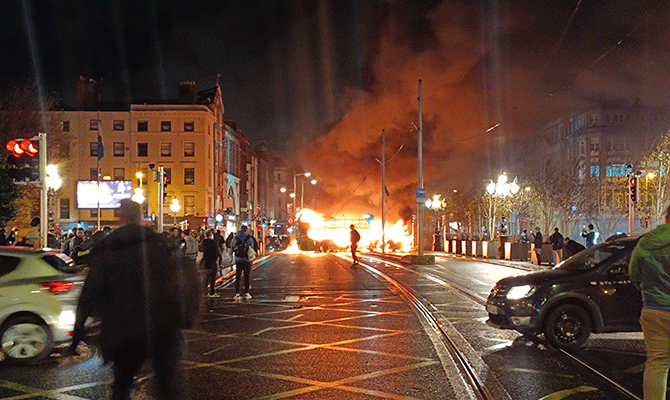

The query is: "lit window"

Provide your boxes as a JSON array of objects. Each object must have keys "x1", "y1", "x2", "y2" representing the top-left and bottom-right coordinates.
[
  {"x1": 184, "y1": 168, "x2": 195, "y2": 185},
  {"x1": 113, "y1": 168, "x2": 124, "y2": 180},
  {"x1": 184, "y1": 142, "x2": 195, "y2": 157},
  {"x1": 161, "y1": 142, "x2": 172, "y2": 157},
  {"x1": 90, "y1": 119, "x2": 99, "y2": 131},
  {"x1": 113, "y1": 142, "x2": 124, "y2": 157},
  {"x1": 59, "y1": 198, "x2": 70, "y2": 219},
  {"x1": 184, "y1": 195, "x2": 195, "y2": 215},
  {"x1": 113, "y1": 120, "x2": 125, "y2": 131}
]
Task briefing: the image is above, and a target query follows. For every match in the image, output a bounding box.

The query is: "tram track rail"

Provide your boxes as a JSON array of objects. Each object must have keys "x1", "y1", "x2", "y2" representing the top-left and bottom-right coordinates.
[
  {"x1": 359, "y1": 253, "x2": 643, "y2": 400},
  {"x1": 337, "y1": 254, "x2": 498, "y2": 400}
]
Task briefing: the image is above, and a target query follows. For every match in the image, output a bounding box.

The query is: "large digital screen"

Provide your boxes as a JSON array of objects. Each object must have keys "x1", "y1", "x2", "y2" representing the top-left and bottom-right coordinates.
[{"x1": 77, "y1": 180, "x2": 133, "y2": 209}]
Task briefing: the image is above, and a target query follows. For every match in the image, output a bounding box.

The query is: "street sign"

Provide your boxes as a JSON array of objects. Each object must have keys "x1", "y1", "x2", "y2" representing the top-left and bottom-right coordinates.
[{"x1": 416, "y1": 188, "x2": 426, "y2": 204}]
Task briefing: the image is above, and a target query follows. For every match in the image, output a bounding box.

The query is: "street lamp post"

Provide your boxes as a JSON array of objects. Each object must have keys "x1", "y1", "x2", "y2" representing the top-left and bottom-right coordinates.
[
  {"x1": 301, "y1": 179, "x2": 317, "y2": 209},
  {"x1": 486, "y1": 173, "x2": 520, "y2": 257},
  {"x1": 425, "y1": 194, "x2": 445, "y2": 251},
  {"x1": 170, "y1": 198, "x2": 180, "y2": 227},
  {"x1": 45, "y1": 165, "x2": 62, "y2": 239},
  {"x1": 293, "y1": 172, "x2": 311, "y2": 216}
]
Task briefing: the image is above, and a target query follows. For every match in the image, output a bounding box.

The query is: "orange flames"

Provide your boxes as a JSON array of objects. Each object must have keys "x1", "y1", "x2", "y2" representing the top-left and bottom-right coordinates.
[{"x1": 292, "y1": 208, "x2": 414, "y2": 252}]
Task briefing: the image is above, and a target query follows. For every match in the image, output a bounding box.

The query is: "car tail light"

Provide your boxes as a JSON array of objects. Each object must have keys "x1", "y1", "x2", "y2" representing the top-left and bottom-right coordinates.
[{"x1": 40, "y1": 281, "x2": 74, "y2": 293}]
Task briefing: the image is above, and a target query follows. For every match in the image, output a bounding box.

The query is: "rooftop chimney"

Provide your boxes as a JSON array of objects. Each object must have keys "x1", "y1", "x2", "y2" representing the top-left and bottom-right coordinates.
[{"x1": 178, "y1": 81, "x2": 197, "y2": 104}]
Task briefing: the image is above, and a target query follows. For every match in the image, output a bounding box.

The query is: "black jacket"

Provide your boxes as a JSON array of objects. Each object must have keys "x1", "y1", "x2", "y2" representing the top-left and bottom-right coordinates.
[{"x1": 75, "y1": 224, "x2": 200, "y2": 361}]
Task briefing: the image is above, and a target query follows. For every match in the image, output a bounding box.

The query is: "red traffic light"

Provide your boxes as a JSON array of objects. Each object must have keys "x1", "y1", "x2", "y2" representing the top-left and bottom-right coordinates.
[
  {"x1": 19, "y1": 139, "x2": 38, "y2": 156},
  {"x1": 6, "y1": 139, "x2": 37, "y2": 157},
  {"x1": 630, "y1": 177, "x2": 637, "y2": 186}
]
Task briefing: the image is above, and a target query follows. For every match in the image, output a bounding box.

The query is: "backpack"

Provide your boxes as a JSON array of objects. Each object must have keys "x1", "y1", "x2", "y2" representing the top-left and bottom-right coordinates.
[
  {"x1": 233, "y1": 236, "x2": 249, "y2": 258},
  {"x1": 351, "y1": 229, "x2": 361, "y2": 244}
]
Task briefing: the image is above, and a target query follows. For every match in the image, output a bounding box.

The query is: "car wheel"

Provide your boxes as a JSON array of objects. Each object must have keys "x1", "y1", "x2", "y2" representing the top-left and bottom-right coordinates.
[
  {"x1": 544, "y1": 304, "x2": 592, "y2": 350},
  {"x1": 0, "y1": 315, "x2": 53, "y2": 364}
]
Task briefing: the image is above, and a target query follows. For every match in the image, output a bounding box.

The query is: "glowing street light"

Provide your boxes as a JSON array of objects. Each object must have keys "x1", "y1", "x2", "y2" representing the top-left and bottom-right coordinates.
[{"x1": 170, "y1": 198, "x2": 180, "y2": 227}]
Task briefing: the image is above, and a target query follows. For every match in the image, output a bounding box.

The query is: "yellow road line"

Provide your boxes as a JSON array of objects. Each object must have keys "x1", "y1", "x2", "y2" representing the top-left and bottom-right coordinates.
[{"x1": 537, "y1": 386, "x2": 598, "y2": 400}]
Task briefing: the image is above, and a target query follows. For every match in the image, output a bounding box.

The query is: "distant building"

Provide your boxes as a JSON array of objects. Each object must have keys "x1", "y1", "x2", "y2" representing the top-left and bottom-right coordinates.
[
  {"x1": 46, "y1": 78, "x2": 286, "y2": 234},
  {"x1": 518, "y1": 99, "x2": 670, "y2": 236}
]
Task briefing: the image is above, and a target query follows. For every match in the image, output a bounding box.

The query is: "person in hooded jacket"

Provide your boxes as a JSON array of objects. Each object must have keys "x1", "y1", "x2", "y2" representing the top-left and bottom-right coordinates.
[
  {"x1": 69, "y1": 199, "x2": 199, "y2": 400},
  {"x1": 230, "y1": 225, "x2": 255, "y2": 301},
  {"x1": 200, "y1": 229, "x2": 221, "y2": 297},
  {"x1": 629, "y1": 205, "x2": 670, "y2": 400}
]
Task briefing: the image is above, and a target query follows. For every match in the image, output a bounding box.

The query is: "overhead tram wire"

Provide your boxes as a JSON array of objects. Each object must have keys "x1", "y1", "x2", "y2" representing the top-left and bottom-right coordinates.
[
  {"x1": 330, "y1": 125, "x2": 417, "y2": 218},
  {"x1": 513, "y1": 0, "x2": 668, "y2": 111}
]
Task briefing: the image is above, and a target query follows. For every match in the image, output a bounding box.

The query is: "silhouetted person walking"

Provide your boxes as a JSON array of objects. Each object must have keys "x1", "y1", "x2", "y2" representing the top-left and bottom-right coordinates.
[
  {"x1": 350, "y1": 224, "x2": 361, "y2": 264},
  {"x1": 70, "y1": 199, "x2": 199, "y2": 400}
]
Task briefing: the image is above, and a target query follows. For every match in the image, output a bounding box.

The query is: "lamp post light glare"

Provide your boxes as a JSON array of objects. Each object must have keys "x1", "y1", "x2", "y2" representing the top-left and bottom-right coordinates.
[{"x1": 170, "y1": 198, "x2": 180, "y2": 227}]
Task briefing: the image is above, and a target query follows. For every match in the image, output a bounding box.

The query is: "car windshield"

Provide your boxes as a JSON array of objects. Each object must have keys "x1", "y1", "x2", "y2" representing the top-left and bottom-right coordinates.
[
  {"x1": 42, "y1": 253, "x2": 81, "y2": 274},
  {"x1": 555, "y1": 242, "x2": 631, "y2": 271}
]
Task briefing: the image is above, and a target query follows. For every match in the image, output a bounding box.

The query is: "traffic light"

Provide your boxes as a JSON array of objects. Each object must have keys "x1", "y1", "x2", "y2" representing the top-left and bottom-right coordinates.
[
  {"x1": 5, "y1": 139, "x2": 39, "y2": 182},
  {"x1": 163, "y1": 174, "x2": 169, "y2": 202},
  {"x1": 629, "y1": 176, "x2": 638, "y2": 203}
]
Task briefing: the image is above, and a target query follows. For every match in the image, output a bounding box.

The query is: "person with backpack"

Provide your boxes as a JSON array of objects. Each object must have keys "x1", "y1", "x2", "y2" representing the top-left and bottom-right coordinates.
[
  {"x1": 230, "y1": 225, "x2": 256, "y2": 301},
  {"x1": 350, "y1": 224, "x2": 361, "y2": 264}
]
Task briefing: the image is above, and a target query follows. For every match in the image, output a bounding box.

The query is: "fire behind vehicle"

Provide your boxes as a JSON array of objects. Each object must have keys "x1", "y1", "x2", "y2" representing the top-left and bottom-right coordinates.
[
  {"x1": 486, "y1": 236, "x2": 642, "y2": 349},
  {"x1": 0, "y1": 246, "x2": 86, "y2": 364}
]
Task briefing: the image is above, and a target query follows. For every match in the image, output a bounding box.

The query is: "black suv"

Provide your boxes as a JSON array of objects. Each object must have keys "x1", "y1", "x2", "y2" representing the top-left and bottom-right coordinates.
[{"x1": 486, "y1": 236, "x2": 642, "y2": 349}]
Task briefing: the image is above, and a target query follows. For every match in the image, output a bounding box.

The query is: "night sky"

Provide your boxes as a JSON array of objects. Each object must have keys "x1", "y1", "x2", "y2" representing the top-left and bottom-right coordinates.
[{"x1": 2, "y1": 0, "x2": 669, "y2": 218}]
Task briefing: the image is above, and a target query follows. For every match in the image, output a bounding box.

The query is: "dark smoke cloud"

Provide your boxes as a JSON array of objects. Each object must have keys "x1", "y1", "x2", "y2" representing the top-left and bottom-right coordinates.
[{"x1": 298, "y1": 0, "x2": 670, "y2": 220}]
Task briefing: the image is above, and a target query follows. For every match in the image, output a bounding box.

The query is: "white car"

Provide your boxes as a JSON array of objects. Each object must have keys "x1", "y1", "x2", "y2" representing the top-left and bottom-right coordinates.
[{"x1": 0, "y1": 246, "x2": 85, "y2": 364}]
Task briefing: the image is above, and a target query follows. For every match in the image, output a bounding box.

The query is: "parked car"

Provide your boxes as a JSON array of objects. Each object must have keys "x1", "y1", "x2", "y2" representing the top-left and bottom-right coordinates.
[
  {"x1": 486, "y1": 236, "x2": 642, "y2": 349},
  {"x1": 0, "y1": 246, "x2": 86, "y2": 364}
]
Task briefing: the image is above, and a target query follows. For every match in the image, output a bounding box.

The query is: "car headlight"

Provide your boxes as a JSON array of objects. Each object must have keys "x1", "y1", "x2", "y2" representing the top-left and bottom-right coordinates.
[{"x1": 506, "y1": 285, "x2": 536, "y2": 300}]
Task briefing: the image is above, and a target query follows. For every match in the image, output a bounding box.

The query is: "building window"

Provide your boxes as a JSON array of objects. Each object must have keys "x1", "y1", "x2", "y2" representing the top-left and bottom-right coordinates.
[
  {"x1": 161, "y1": 121, "x2": 171, "y2": 132},
  {"x1": 59, "y1": 198, "x2": 70, "y2": 219},
  {"x1": 184, "y1": 142, "x2": 195, "y2": 157},
  {"x1": 114, "y1": 208, "x2": 121, "y2": 218},
  {"x1": 61, "y1": 121, "x2": 70, "y2": 131},
  {"x1": 164, "y1": 168, "x2": 172, "y2": 184},
  {"x1": 90, "y1": 168, "x2": 98, "y2": 180},
  {"x1": 90, "y1": 209, "x2": 98, "y2": 218},
  {"x1": 138, "y1": 143, "x2": 148, "y2": 157},
  {"x1": 113, "y1": 142, "x2": 125, "y2": 157},
  {"x1": 113, "y1": 168, "x2": 124, "y2": 180},
  {"x1": 184, "y1": 195, "x2": 195, "y2": 215},
  {"x1": 138, "y1": 121, "x2": 148, "y2": 131},
  {"x1": 161, "y1": 142, "x2": 172, "y2": 157},
  {"x1": 113, "y1": 120, "x2": 125, "y2": 131},
  {"x1": 90, "y1": 142, "x2": 99, "y2": 157},
  {"x1": 90, "y1": 119, "x2": 99, "y2": 131},
  {"x1": 590, "y1": 165, "x2": 600, "y2": 177},
  {"x1": 184, "y1": 121, "x2": 194, "y2": 131},
  {"x1": 184, "y1": 168, "x2": 195, "y2": 185}
]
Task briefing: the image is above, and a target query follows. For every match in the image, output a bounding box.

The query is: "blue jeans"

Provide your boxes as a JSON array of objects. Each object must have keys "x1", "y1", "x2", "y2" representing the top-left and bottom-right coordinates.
[{"x1": 640, "y1": 308, "x2": 670, "y2": 400}]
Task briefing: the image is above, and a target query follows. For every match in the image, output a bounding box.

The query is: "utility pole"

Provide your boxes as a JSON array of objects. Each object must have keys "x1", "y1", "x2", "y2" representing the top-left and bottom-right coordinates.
[
  {"x1": 417, "y1": 80, "x2": 424, "y2": 256},
  {"x1": 39, "y1": 132, "x2": 47, "y2": 247},
  {"x1": 382, "y1": 129, "x2": 386, "y2": 254},
  {"x1": 158, "y1": 166, "x2": 164, "y2": 233}
]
